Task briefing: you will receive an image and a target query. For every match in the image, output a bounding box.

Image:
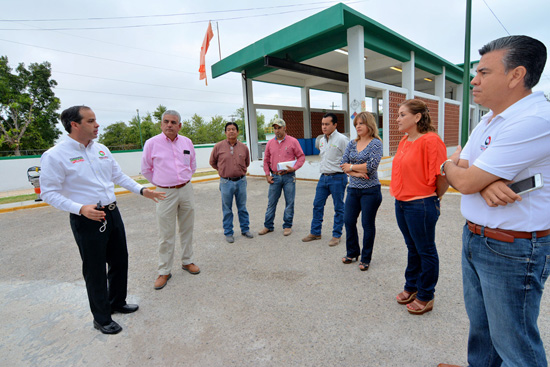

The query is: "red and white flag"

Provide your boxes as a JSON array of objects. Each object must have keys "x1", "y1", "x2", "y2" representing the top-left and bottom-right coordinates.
[{"x1": 199, "y1": 21, "x2": 214, "y2": 85}]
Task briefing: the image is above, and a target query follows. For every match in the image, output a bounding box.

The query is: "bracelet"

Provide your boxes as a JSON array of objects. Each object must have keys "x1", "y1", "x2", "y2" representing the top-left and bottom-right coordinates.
[
  {"x1": 440, "y1": 159, "x2": 453, "y2": 176},
  {"x1": 140, "y1": 187, "x2": 145, "y2": 196},
  {"x1": 349, "y1": 164, "x2": 354, "y2": 172}
]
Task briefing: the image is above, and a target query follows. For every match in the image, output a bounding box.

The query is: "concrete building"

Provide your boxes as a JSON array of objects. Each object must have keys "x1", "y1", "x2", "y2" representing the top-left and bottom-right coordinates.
[{"x1": 212, "y1": 3, "x2": 486, "y2": 171}]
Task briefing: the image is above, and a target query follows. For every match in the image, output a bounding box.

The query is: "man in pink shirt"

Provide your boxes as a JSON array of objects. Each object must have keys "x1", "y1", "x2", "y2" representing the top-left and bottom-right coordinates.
[
  {"x1": 141, "y1": 110, "x2": 200, "y2": 290},
  {"x1": 259, "y1": 118, "x2": 305, "y2": 236}
]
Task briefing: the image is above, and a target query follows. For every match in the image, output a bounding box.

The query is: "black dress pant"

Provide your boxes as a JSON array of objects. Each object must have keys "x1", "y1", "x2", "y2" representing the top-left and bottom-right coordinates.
[{"x1": 70, "y1": 207, "x2": 128, "y2": 325}]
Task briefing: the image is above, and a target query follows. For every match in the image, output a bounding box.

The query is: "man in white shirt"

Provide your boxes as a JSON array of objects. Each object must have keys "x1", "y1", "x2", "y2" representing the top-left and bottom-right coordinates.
[
  {"x1": 439, "y1": 36, "x2": 550, "y2": 367},
  {"x1": 302, "y1": 113, "x2": 349, "y2": 246},
  {"x1": 40, "y1": 105, "x2": 165, "y2": 335}
]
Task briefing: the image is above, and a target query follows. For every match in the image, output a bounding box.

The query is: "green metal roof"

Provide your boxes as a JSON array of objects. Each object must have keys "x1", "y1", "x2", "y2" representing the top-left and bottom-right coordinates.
[{"x1": 212, "y1": 3, "x2": 465, "y2": 84}]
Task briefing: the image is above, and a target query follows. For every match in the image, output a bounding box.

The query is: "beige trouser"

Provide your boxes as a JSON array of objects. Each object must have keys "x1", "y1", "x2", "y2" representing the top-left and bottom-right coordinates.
[{"x1": 156, "y1": 184, "x2": 195, "y2": 275}]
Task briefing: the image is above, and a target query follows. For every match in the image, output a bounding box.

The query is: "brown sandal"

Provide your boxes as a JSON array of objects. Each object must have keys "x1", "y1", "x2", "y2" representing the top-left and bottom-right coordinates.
[
  {"x1": 396, "y1": 290, "x2": 417, "y2": 305},
  {"x1": 407, "y1": 298, "x2": 434, "y2": 315}
]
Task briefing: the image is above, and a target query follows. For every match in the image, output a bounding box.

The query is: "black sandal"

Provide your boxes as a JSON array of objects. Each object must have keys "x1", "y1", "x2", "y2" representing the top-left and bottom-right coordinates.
[
  {"x1": 359, "y1": 262, "x2": 369, "y2": 271},
  {"x1": 342, "y1": 256, "x2": 358, "y2": 264}
]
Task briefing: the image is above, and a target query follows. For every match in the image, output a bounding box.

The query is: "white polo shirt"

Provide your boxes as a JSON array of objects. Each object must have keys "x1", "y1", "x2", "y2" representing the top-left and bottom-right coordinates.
[
  {"x1": 319, "y1": 130, "x2": 349, "y2": 174},
  {"x1": 460, "y1": 91, "x2": 550, "y2": 231},
  {"x1": 40, "y1": 137, "x2": 142, "y2": 215}
]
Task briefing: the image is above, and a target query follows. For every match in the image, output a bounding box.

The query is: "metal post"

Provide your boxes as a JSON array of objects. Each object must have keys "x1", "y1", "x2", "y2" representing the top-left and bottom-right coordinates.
[
  {"x1": 136, "y1": 109, "x2": 144, "y2": 149},
  {"x1": 461, "y1": 0, "x2": 472, "y2": 146}
]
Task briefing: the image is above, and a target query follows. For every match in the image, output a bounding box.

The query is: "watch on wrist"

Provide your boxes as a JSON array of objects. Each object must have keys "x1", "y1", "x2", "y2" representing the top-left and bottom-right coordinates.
[
  {"x1": 140, "y1": 187, "x2": 145, "y2": 196},
  {"x1": 440, "y1": 159, "x2": 453, "y2": 176}
]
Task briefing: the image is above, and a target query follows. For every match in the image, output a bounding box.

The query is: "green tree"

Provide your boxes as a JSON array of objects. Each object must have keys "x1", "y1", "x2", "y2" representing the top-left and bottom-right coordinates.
[
  {"x1": 0, "y1": 56, "x2": 61, "y2": 155},
  {"x1": 99, "y1": 122, "x2": 131, "y2": 148},
  {"x1": 234, "y1": 107, "x2": 266, "y2": 141},
  {"x1": 181, "y1": 114, "x2": 226, "y2": 144},
  {"x1": 152, "y1": 104, "x2": 167, "y2": 123},
  {"x1": 128, "y1": 112, "x2": 161, "y2": 147}
]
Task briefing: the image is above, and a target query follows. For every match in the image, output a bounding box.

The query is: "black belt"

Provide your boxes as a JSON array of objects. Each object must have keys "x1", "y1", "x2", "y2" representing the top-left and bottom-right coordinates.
[
  {"x1": 99, "y1": 202, "x2": 117, "y2": 211},
  {"x1": 272, "y1": 171, "x2": 295, "y2": 176},
  {"x1": 322, "y1": 172, "x2": 345, "y2": 176},
  {"x1": 222, "y1": 175, "x2": 244, "y2": 181}
]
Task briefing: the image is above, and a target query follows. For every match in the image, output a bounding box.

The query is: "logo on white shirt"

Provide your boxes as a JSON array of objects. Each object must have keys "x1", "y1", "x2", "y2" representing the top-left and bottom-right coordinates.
[
  {"x1": 480, "y1": 136, "x2": 492, "y2": 151},
  {"x1": 70, "y1": 156, "x2": 84, "y2": 164}
]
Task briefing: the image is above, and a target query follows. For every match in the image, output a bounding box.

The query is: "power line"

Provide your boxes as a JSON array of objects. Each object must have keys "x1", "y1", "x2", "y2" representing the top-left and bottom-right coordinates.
[
  {"x1": 56, "y1": 87, "x2": 243, "y2": 105},
  {"x1": 13, "y1": 21, "x2": 191, "y2": 60},
  {"x1": 54, "y1": 70, "x2": 241, "y2": 96},
  {"x1": 482, "y1": 0, "x2": 510, "y2": 35},
  {"x1": 0, "y1": 2, "x2": 365, "y2": 31},
  {"x1": 0, "y1": 1, "x2": 357, "y2": 22},
  {"x1": 0, "y1": 38, "x2": 193, "y2": 74}
]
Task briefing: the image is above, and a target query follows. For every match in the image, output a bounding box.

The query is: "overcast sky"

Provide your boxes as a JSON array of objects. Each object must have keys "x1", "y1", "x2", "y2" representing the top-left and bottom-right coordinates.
[{"x1": 1, "y1": 0, "x2": 549, "y2": 139}]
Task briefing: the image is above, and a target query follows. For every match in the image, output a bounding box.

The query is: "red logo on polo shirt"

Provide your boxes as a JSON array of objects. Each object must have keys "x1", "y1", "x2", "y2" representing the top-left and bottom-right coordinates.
[{"x1": 480, "y1": 136, "x2": 491, "y2": 151}]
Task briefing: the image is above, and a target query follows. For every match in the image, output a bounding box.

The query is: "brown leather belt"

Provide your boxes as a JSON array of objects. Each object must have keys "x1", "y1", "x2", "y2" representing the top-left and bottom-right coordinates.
[
  {"x1": 467, "y1": 221, "x2": 550, "y2": 243},
  {"x1": 272, "y1": 171, "x2": 288, "y2": 176},
  {"x1": 156, "y1": 181, "x2": 188, "y2": 189}
]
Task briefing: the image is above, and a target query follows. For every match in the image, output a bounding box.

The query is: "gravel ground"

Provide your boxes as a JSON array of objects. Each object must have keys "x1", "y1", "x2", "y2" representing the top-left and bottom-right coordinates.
[{"x1": 1, "y1": 177, "x2": 548, "y2": 367}]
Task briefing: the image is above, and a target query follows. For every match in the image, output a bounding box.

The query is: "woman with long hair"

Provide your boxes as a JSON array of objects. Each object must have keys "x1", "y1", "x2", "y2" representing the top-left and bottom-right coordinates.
[
  {"x1": 340, "y1": 112, "x2": 383, "y2": 271},
  {"x1": 391, "y1": 99, "x2": 448, "y2": 315}
]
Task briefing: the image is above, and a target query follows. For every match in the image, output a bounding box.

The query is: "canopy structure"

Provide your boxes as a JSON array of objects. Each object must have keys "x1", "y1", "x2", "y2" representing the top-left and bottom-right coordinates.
[{"x1": 212, "y1": 3, "x2": 483, "y2": 161}]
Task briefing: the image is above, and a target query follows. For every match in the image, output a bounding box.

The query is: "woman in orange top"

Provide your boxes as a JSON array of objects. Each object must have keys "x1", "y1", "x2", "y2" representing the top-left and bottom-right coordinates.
[{"x1": 390, "y1": 99, "x2": 448, "y2": 315}]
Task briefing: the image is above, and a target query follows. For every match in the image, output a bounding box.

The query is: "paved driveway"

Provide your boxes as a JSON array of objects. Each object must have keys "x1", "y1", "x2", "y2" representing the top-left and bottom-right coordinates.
[{"x1": 1, "y1": 177, "x2": 548, "y2": 366}]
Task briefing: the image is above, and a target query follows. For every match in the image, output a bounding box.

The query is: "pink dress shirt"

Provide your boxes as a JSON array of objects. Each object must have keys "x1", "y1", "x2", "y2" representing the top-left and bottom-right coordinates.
[
  {"x1": 263, "y1": 135, "x2": 305, "y2": 175},
  {"x1": 141, "y1": 133, "x2": 196, "y2": 187}
]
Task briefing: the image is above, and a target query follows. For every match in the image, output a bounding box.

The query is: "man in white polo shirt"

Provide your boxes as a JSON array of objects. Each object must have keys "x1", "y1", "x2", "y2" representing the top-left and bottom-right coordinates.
[{"x1": 439, "y1": 36, "x2": 550, "y2": 367}]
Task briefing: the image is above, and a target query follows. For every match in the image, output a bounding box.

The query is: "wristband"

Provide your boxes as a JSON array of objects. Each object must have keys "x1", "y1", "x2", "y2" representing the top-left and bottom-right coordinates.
[
  {"x1": 140, "y1": 187, "x2": 145, "y2": 196},
  {"x1": 440, "y1": 159, "x2": 453, "y2": 176},
  {"x1": 349, "y1": 164, "x2": 354, "y2": 172}
]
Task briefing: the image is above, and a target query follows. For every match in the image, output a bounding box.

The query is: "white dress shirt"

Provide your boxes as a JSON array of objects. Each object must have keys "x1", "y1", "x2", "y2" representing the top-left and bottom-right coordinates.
[{"x1": 40, "y1": 137, "x2": 142, "y2": 215}]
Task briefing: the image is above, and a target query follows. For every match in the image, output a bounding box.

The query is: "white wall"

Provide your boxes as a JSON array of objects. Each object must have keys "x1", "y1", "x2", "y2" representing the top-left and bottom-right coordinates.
[
  {"x1": 0, "y1": 145, "x2": 215, "y2": 193},
  {"x1": 248, "y1": 160, "x2": 322, "y2": 180}
]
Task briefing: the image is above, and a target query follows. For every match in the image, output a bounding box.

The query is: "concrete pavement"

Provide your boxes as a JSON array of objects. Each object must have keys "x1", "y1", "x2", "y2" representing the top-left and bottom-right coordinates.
[{"x1": 0, "y1": 177, "x2": 548, "y2": 366}]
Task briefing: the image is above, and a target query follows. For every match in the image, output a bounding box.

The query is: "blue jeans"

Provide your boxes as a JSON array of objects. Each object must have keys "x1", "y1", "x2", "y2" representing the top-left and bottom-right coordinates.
[
  {"x1": 310, "y1": 173, "x2": 348, "y2": 238},
  {"x1": 219, "y1": 177, "x2": 250, "y2": 236},
  {"x1": 395, "y1": 197, "x2": 440, "y2": 302},
  {"x1": 344, "y1": 186, "x2": 382, "y2": 264},
  {"x1": 462, "y1": 224, "x2": 550, "y2": 367},
  {"x1": 264, "y1": 173, "x2": 296, "y2": 230}
]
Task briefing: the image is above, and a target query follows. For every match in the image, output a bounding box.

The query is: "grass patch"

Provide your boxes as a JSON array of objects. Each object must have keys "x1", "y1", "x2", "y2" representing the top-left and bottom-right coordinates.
[
  {"x1": 1, "y1": 171, "x2": 218, "y2": 205},
  {"x1": 0, "y1": 194, "x2": 39, "y2": 205}
]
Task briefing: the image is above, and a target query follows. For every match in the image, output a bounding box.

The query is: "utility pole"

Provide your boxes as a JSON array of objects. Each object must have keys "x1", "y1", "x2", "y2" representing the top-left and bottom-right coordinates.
[
  {"x1": 136, "y1": 109, "x2": 144, "y2": 149},
  {"x1": 461, "y1": 0, "x2": 472, "y2": 146},
  {"x1": 330, "y1": 102, "x2": 339, "y2": 110}
]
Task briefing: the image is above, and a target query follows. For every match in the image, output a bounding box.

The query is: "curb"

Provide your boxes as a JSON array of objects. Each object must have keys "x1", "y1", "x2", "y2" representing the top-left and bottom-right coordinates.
[{"x1": 0, "y1": 175, "x2": 221, "y2": 214}]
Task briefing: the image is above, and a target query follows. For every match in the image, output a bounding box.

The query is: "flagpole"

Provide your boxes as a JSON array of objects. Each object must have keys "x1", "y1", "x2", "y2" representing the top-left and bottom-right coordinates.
[
  {"x1": 461, "y1": 0, "x2": 472, "y2": 146},
  {"x1": 216, "y1": 22, "x2": 222, "y2": 60}
]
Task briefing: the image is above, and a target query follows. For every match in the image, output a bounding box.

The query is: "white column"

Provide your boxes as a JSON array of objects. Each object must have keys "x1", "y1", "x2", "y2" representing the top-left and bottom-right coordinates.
[
  {"x1": 341, "y1": 93, "x2": 349, "y2": 134},
  {"x1": 402, "y1": 51, "x2": 415, "y2": 99},
  {"x1": 242, "y1": 73, "x2": 259, "y2": 160},
  {"x1": 301, "y1": 87, "x2": 311, "y2": 138},
  {"x1": 347, "y1": 25, "x2": 365, "y2": 141},
  {"x1": 435, "y1": 66, "x2": 446, "y2": 138}
]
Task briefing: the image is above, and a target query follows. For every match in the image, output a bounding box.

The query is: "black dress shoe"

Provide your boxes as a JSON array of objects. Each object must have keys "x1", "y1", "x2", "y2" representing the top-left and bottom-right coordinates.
[
  {"x1": 93, "y1": 320, "x2": 122, "y2": 334},
  {"x1": 111, "y1": 304, "x2": 139, "y2": 314}
]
